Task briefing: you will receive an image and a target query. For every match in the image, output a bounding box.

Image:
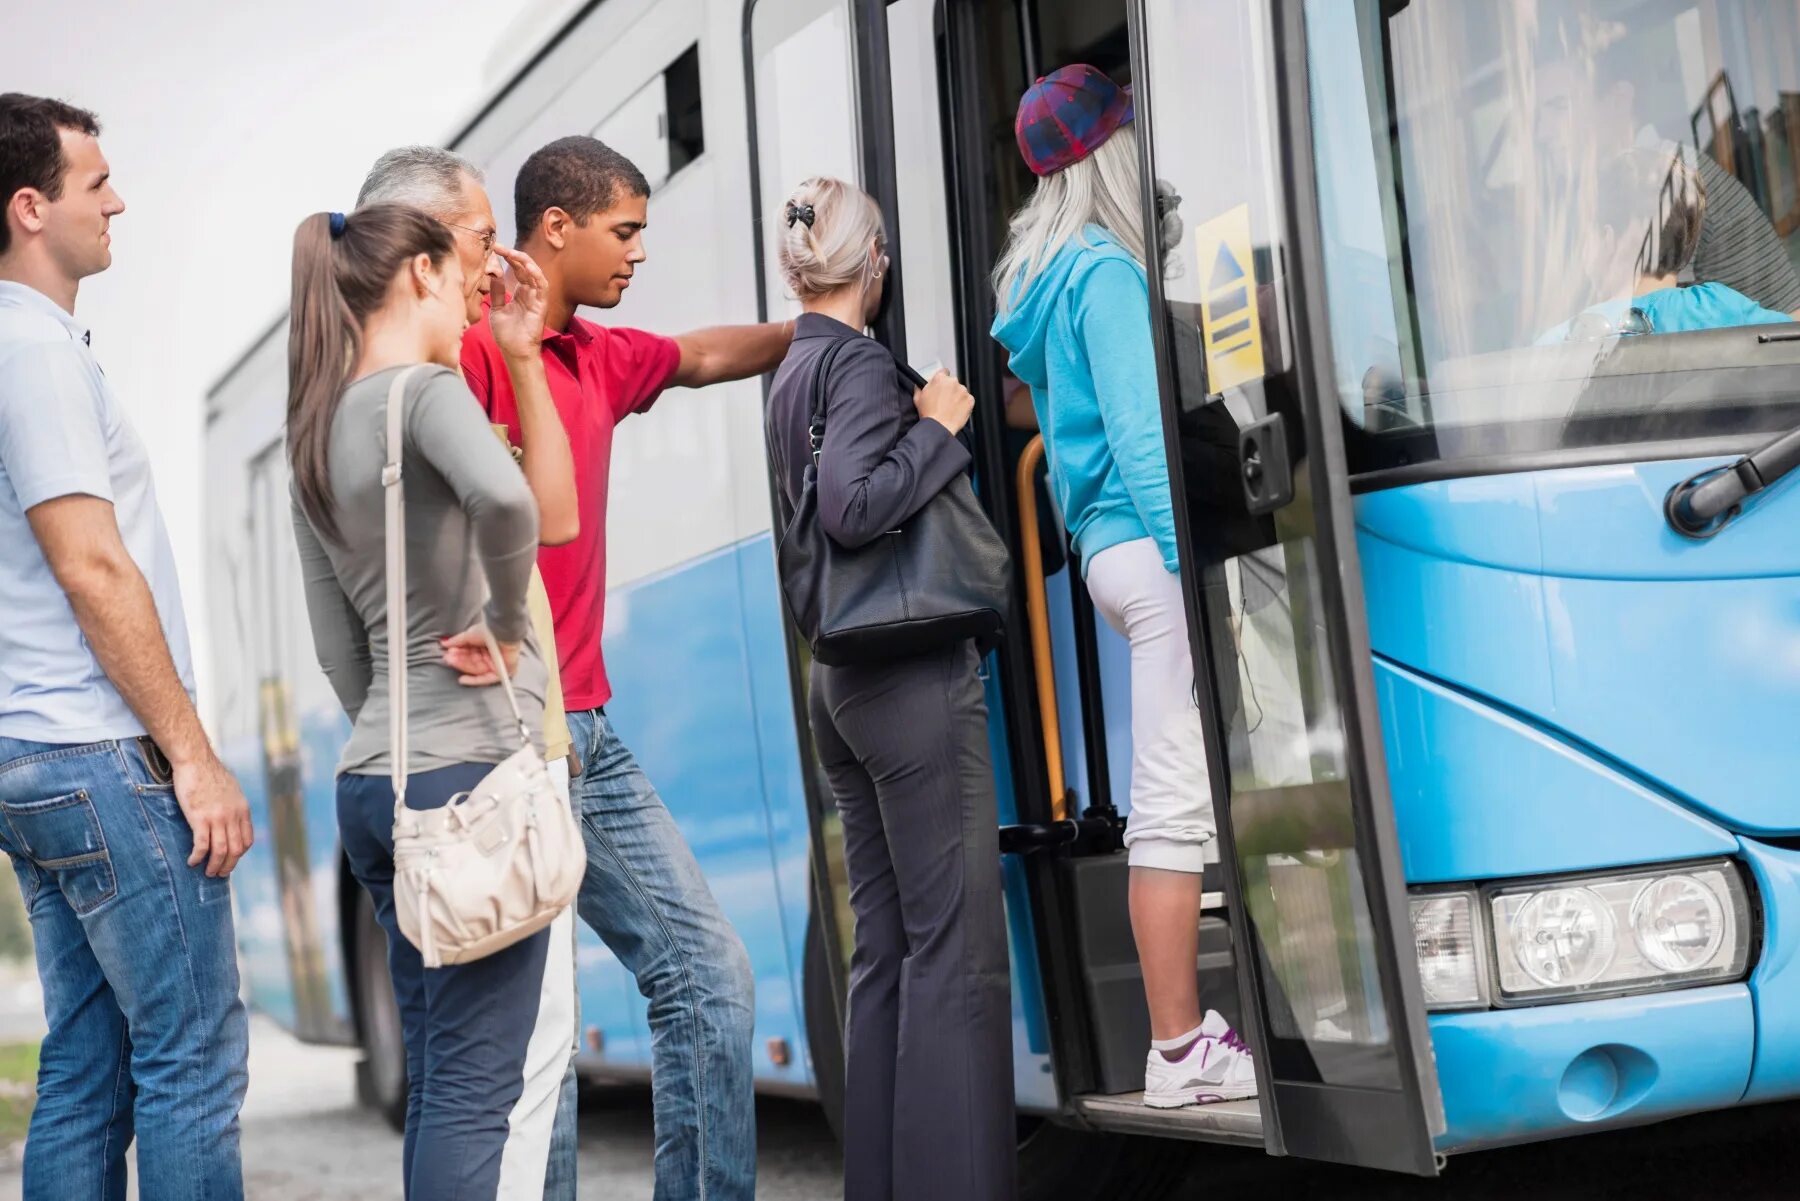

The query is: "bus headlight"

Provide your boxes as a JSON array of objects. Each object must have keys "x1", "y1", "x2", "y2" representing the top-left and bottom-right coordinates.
[
  {"x1": 1489, "y1": 862, "x2": 1751, "y2": 1005},
  {"x1": 1410, "y1": 891, "x2": 1488, "y2": 1010}
]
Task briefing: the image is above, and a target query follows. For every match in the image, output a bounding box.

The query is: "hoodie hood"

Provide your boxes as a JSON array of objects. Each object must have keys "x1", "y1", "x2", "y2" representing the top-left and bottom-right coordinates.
[{"x1": 991, "y1": 225, "x2": 1141, "y2": 390}]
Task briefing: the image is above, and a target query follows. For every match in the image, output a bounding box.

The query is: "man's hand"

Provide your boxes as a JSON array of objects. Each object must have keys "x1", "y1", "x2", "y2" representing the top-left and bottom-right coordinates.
[
  {"x1": 488, "y1": 246, "x2": 549, "y2": 361},
  {"x1": 172, "y1": 754, "x2": 254, "y2": 877},
  {"x1": 441, "y1": 625, "x2": 521, "y2": 686}
]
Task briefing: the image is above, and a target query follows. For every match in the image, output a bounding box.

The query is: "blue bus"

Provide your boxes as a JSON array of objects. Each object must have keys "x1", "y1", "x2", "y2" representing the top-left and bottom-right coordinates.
[{"x1": 204, "y1": 0, "x2": 1800, "y2": 1190}]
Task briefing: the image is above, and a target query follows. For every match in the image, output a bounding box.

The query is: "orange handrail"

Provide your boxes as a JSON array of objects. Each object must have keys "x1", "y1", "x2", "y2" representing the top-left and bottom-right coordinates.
[{"x1": 1014, "y1": 435, "x2": 1068, "y2": 822}]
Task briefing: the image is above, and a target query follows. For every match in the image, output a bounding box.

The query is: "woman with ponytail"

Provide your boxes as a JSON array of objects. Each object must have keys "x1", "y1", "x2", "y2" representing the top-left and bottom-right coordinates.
[
  {"x1": 286, "y1": 203, "x2": 558, "y2": 1200},
  {"x1": 764, "y1": 177, "x2": 1016, "y2": 1201}
]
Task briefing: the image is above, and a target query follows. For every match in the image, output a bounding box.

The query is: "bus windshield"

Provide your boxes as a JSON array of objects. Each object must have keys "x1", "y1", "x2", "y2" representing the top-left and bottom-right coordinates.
[{"x1": 1309, "y1": 1, "x2": 1800, "y2": 475}]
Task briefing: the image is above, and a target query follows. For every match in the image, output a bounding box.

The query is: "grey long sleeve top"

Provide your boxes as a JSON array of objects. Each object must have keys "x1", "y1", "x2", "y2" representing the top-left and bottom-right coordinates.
[
  {"x1": 766, "y1": 313, "x2": 970, "y2": 547},
  {"x1": 292, "y1": 364, "x2": 547, "y2": 776}
]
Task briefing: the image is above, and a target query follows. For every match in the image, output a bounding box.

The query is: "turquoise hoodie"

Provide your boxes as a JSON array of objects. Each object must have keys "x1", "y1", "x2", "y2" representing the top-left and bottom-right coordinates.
[{"x1": 991, "y1": 226, "x2": 1178, "y2": 576}]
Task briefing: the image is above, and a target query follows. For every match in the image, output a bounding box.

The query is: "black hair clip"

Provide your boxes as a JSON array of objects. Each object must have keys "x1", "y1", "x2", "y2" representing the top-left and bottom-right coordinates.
[
  {"x1": 328, "y1": 211, "x2": 347, "y2": 239},
  {"x1": 785, "y1": 202, "x2": 816, "y2": 229}
]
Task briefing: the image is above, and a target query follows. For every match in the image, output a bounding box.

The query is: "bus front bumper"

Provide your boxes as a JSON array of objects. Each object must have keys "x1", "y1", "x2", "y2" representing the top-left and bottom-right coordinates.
[
  {"x1": 1431, "y1": 840, "x2": 1800, "y2": 1151},
  {"x1": 1428, "y1": 983, "x2": 1753, "y2": 1152}
]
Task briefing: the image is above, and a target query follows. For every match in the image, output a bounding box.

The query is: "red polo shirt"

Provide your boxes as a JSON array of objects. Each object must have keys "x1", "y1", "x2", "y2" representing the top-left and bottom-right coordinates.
[{"x1": 461, "y1": 312, "x2": 682, "y2": 711}]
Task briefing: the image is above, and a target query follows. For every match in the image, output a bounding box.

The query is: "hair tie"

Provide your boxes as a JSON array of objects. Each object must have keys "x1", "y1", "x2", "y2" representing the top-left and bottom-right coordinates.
[
  {"x1": 785, "y1": 202, "x2": 816, "y2": 229},
  {"x1": 328, "y1": 211, "x2": 347, "y2": 239}
]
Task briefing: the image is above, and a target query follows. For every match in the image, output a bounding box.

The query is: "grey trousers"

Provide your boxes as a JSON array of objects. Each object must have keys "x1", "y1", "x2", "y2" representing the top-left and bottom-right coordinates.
[{"x1": 809, "y1": 641, "x2": 1017, "y2": 1201}]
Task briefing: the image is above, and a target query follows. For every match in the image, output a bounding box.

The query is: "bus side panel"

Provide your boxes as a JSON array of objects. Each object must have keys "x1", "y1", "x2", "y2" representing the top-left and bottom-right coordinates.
[
  {"x1": 1372, "y1": 658, "x2": 1738, "y2": 884},
  {"x1": 219, "y1": 730, "x2": 297, "y2": 1030},
  {"x1": 599, "y1": 536, "x2": 810, "y2": 1090},
  {"x1": 734, "y1": 535, "x2": 820, "y2": 1083},
  {"x1": 206, "y1": 352, "x2": 356, "y2": 1046}
]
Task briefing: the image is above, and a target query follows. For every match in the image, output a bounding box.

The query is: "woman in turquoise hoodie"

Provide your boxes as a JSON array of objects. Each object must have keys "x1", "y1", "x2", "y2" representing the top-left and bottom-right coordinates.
[{"x1": 991, "y1": 65, "x2": 1255, "y2": 1109}]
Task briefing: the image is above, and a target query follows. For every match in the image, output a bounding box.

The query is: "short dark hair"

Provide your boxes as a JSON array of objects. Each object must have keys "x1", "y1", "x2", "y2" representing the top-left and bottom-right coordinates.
[
  {"x1": 0, "y1": 93, "x2": 101, "y2": 256},
  {"x1": 514, "y1": 136, "x2": 650, "y2": 245}
]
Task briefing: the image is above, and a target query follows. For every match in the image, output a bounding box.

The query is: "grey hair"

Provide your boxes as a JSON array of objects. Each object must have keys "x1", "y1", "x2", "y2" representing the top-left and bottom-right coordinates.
[
  {"x1": 993, "y1": 124, "x2": 1146, "y2": 313},
  {"x1": 355, "y1": 145, "x2": 483, "y2": 216}
]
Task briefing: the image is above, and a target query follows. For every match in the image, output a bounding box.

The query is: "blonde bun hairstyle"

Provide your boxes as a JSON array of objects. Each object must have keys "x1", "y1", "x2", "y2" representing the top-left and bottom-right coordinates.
[{"x1": 778, "y1": 176, "x2": 886, "y2": 300}]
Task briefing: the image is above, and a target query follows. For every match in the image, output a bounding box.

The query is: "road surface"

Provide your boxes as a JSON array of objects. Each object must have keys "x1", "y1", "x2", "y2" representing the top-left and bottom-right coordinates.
[{"x1": 3, "y1": 1013, "x2": 1799, "y2": 1198}]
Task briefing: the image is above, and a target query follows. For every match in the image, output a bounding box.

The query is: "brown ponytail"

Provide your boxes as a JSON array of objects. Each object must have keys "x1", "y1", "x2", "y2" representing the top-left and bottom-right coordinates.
[{"x1": 285, "y1": 204, "x2": 455, "y2": 542}]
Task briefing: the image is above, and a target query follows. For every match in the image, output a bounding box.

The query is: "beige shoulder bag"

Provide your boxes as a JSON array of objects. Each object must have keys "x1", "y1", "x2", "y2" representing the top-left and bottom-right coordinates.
[{"x1": 381, "y1": 366, "x2": 585, "y2": 968}]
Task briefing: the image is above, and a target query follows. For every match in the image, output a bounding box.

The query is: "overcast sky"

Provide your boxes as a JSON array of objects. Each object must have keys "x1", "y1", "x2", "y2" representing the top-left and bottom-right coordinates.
[{"x1": 3, "y1": 0, "x2": 582, "y2": 706}]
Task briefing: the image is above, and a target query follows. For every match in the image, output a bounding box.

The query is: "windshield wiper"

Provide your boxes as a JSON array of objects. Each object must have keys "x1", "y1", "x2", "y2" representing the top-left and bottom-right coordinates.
[{"x1": 1665, "y1": 424, "x2": 1800, "y2": 539}]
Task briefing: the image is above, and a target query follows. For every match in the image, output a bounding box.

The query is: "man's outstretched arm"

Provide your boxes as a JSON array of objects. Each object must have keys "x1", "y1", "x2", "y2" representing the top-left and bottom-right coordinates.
[{"x1": 671, "y1": 320, "x2": 795, "y2": 388}]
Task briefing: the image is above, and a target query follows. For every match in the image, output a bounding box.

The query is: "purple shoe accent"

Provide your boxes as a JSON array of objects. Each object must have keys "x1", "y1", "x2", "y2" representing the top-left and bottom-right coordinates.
[{"x1": 1221, "y1": 1027, "x2": 1252, "y2": 1057}]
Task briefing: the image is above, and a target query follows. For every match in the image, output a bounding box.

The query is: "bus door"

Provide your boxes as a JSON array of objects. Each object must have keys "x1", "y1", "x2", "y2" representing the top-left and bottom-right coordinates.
[
  {"x1": 1127, "y1": 0, "x2": 1443, "y2": 1175},
  {"x1": 244, "y1": 441, "x2": 337, "y2": 1043}
]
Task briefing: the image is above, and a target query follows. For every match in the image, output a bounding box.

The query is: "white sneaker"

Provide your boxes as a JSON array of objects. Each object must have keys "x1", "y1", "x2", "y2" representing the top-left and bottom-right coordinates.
[{"x1": 1142, "y1": 1010, "x2": 1259, "y2": 1109}]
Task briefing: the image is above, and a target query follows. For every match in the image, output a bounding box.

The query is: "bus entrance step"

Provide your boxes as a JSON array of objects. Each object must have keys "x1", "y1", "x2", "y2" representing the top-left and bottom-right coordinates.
[{"x1": 1071, "y1": 1094, "x2": 1263, "y2": 1147}]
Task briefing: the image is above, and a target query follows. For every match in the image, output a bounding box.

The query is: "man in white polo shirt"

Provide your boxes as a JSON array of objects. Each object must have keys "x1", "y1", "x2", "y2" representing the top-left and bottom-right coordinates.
[{"x1": 0, "y1": 92, "x2": 251, "y2": 1200}]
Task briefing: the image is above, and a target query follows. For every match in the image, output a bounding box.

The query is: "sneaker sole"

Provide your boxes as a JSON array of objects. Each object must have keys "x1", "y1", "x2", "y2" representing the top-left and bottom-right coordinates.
[{"x1": 1141, "y1": 1082, "x2": 1259, "y2": 1109}]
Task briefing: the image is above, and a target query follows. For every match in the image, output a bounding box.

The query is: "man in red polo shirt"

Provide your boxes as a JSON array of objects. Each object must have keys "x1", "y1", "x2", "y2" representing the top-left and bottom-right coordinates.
[{"x1": 462, "y1": 135, "x2": 791, "y2": 1201}]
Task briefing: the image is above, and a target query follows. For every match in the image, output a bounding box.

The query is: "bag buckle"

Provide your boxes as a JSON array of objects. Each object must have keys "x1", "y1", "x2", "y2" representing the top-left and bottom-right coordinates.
[{"x1": 381, "y1": 463, "x2": 402, "y2": 487}]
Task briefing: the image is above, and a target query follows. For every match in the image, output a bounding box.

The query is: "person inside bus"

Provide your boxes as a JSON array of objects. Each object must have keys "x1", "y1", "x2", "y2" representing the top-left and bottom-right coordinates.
[
  {"x1": 990, "y1": 65, "x2": 1258, "y2": 1110},
  {"x1": 764, "y1": 176, "x2": 1017, "y2": 1201},
  {"x1": 461, "y1": 134, "x2": 794, "y2": 1201},
  {"x1": 1549, "y1": 149, "x2": 1794, "y2": 341},
  {"x1": 286, "y1": 203, "x2": 559, "y2": 1201},
  {"x1": 351, "y1": 144, "x2": 581, "y2": 1199},
  {"x1": 1534, "y1": 22, "x2": 1800, "y2": 317}
]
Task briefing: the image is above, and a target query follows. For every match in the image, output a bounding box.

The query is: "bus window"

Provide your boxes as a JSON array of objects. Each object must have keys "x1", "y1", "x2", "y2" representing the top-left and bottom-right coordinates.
[
  {"x1": 750, "y1": 0, "x2": 861, "y2": 322},
  {"x1": 1309, "y1": 1, "x2": 1800, "y2": 471},
  {"x1": 884, "y1": 0, "x2": 959, "y2": 373}
]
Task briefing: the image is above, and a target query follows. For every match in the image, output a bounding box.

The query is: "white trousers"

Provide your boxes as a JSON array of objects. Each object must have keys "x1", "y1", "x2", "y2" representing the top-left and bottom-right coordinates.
[
  {"x1": 1085, "y1": 538, "x2": 1217, "y2": 873},
  {"x1": 495, "y1": 757, "x2": 579, "y2": 1198}
]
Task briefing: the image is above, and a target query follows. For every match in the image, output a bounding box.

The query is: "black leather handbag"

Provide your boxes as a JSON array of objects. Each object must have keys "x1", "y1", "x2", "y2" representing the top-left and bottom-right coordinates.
[{"x1": 777, "y1": 338, "x2": 1011, "y2": 667}]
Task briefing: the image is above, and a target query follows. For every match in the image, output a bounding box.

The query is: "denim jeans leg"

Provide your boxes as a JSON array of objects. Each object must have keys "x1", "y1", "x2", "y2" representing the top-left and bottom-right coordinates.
[
  {"x1": 6, "y1": 849, "x2": 135, "y2": 1201},
  {"x1": 0, "y1": 737, "x2": 249, "y2": 1201},
  {"x1": 336, "y1": 773, "x2": 431, "y2": 1196},
  {"x1": 563, "y1": 709, "x2": 757, "y2": 1201}
]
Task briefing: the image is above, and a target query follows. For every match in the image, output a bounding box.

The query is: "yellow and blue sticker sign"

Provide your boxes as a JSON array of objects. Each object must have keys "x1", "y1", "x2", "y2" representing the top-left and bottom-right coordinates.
[{"x1": 1193, "y1": 204, "x2": 1266, "y2": 393}]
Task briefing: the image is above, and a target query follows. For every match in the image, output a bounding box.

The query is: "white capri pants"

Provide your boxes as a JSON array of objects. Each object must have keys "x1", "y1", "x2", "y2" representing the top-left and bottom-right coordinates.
[
  {"x1": 1085, "y1": 537, "x2": 1217, "y2": 873},
  {"x1": 495, "y1": 756, "x2": 579, "y2": 1198}
]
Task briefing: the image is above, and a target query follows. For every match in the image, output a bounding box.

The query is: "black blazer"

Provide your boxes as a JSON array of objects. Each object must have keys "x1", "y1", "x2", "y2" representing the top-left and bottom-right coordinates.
[{"x1": 765, "y1": 313, "x2": 971, "y2": 548}]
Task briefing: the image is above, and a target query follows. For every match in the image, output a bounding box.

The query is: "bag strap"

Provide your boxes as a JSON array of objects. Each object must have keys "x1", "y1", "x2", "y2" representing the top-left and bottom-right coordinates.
[
  {"x1": 384, "y1": 367, "x2": 536, "y2": 816},
  {"x1": 384, "y1": 366, "x2": 423, "y2": 809},
  {"x1": 807, "y1": 337, "x2": 857, "y2": 465}
]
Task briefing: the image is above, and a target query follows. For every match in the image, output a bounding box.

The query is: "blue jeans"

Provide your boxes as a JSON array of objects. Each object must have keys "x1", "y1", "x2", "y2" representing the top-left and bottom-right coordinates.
[
  {"x1": 545, "y1": 709, "x2": 756, "y2": 1201},
  {"x1": 0, "y1": 736, "x2": 248, "y2": 1201},
  {"x1": 338, "y1": 764, "x2": 557, "y2": 1201}
]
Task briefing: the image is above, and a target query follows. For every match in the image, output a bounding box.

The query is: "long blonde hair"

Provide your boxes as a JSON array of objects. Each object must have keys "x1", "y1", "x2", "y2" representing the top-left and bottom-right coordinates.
[
  {"x1": 993, "y1": 124, "x2": 1146, "y2": 311},
  {"x1": 777, "y1": 176, "x2": 886, "y2": 300}
]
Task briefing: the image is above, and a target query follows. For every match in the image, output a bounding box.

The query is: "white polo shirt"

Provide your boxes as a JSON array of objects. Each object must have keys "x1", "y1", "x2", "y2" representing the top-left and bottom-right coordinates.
[{"x1": 0, "y1": 280, "x2": 194, "y2": 743}]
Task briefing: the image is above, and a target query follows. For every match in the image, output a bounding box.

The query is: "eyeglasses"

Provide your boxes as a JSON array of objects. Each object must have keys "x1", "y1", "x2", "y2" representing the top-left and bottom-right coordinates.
[{"x1": 441, "y1": 220, "x2": 497, "y2": 256}]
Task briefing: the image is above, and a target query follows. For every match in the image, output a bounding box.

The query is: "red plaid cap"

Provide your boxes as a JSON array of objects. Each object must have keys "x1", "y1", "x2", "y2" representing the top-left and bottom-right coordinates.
[{"x1": 1014, "y1": 64, "x2": 1135, "y2": 178}]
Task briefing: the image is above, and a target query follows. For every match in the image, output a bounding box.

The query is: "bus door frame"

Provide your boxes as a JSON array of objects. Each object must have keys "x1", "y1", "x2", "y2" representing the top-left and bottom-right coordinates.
[
  {"x1": 742, "y1": 0, "x2": 1120, "y2": 1110},
  {"x1": 1127, "y1": 0, "x2": 1444, "y2": 1175}
]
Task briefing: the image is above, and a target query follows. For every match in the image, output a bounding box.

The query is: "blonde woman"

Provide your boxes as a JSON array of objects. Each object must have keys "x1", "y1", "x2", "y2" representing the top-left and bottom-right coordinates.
[
  {"x1": 991, "y1": 65, "x2": 1257, "y2": 1109},
  {"x1": 764, "y1": 177, "x2": 1016, "y2": 1201}
]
